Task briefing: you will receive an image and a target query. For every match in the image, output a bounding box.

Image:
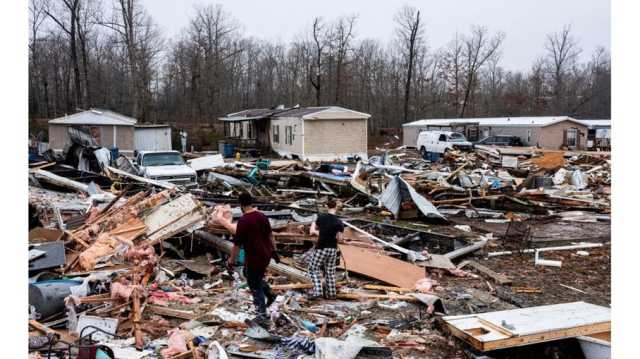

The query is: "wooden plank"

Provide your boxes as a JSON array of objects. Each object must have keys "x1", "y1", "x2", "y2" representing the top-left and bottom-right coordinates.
[
  {"x1": 336, "y1": 292, "x2": 420, "y2": 302},
  {"x1": 147, "y1": 305, "x2": 197, "y2": 320},
  {"x1": 462, "y1": 260, "x2": 512, "y2": 285},
  {"x1": 29, "y1": 320, "x2": 75, "y2": 343},
  {"x1": 338, "y1": 244, "x2": 425, "y2": 288},
  {"x1": 482, "y1": 322, "x2": 610, "y2": 351}
]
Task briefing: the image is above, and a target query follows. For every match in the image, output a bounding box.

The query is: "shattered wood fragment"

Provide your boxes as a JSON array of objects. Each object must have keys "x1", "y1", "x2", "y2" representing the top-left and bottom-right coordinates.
[
  {"x1": 362, "y1": 284, "x2": 414, "y2": 292},
  {"x1": 147, "y1": 305, "x2": 197, "y2": 320}
]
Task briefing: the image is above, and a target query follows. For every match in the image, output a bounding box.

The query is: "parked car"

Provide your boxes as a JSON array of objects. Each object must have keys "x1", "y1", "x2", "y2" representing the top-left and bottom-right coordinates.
[
  {"x1": 133, "y1": 150, "x2": 197, "y2": 188},
  {"x1": 416, "y1": 130, "x2": 473, "y2": 156},
  {"x1": 474, "y1": 135, "x2": 524, "y2": 147}
]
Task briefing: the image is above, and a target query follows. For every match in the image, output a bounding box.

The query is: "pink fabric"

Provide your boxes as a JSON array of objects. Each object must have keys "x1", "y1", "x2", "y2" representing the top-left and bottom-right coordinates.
[{"x1": 160, "y1": 328, "x2": 188, "y2": 358}]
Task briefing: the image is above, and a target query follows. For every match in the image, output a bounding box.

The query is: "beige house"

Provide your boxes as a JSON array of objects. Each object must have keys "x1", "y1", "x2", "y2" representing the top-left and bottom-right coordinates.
[
  {"x1": 402, "y1": 116, "x2": 591, "y2": 150},
  {"x1": 220, "y1": 106, "x2": 370, "y2": 161},
  {"x1": 48, "y1": 109, "x2": 137, "y2": 153}
]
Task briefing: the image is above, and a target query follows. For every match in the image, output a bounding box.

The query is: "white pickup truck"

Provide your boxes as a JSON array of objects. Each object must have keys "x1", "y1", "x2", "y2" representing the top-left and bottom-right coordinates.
[{"x1": 133, "y1": 151, "x2": 197, "y2": 188}]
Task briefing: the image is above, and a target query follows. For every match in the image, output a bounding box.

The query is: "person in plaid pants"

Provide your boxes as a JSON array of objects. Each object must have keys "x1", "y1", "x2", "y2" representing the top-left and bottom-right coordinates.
[{"x1": 308, "y1": 198, "x2": 343, "y2": 299}]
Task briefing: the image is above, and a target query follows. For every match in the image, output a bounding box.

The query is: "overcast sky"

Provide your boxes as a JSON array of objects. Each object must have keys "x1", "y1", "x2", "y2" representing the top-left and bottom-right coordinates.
[{"x1": 142, "y1": 0, "x2": 610, "y2": 71}]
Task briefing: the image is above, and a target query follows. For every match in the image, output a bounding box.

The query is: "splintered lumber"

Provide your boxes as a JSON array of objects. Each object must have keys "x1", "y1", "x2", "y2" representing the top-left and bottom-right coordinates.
[
  {"x1": 443, "y1": 301, "x2": 610, "y2": 351},
  {"x1": 338, "y1": 244, "x2": 425, "y2": 289},
  {"x1": 131, "y1": 282, "x2": 144, "y2": 350},
  {"x1": 362, "y1": 284, "x2": 414, "y2": 292},
  {"x1": 196, "y1": 230, "x2": 310, "y2": 283},
  {"x1": 79, "y1": 293, "x2": 116, "y2": 304},
  {"x1": 147, "y1": 305, "x2": 196, "y2": 320},
  {"x1": 460, "y1": 260, "x2": 512, "y2": 285}
]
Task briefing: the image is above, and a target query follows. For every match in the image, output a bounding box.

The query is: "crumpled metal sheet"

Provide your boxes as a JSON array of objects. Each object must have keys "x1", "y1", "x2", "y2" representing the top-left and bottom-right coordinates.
[
  {"x1": 378, "y1": 176, "x2": 445, "y2": 220},
  {"x1": 207, "y1": 172, "x2": 250, "y2": 187}
]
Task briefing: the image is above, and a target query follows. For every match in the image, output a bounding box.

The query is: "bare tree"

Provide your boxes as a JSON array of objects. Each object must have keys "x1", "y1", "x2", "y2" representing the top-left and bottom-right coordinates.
[
  {"x1": 330, "y1": 15, "x2": 357, "y2": 104},
  {"x1": 394, "y1": 5, "x2": 424, "y2": 123},
  {"x1": 545, "y1": 25, "x2": 581, "y2": 114},
  {"x1": 309, "y1": 17, "x2": 327, "y2": 106},
  {"x1": 43, "y1": 0, "x2": 82, "y2": 111},
  {"x1": 458, "y1": 26, "x2": 504, "y2": 117}
]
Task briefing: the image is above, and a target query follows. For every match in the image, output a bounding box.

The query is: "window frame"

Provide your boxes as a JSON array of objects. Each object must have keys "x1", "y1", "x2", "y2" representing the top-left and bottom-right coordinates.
[{"x1": 272, "y1": 125, "x2": 280, "y2": 144}]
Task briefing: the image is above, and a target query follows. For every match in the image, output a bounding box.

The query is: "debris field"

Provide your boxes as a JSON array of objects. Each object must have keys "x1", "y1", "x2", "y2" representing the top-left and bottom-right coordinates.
[{"x1": 27, "y1": 144, "x2": 611, "y2": 359}]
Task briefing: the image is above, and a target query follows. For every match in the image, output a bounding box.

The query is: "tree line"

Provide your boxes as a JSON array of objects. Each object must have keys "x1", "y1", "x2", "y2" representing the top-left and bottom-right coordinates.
[{"x1": 29, "y1": 1, "x2": 611, "y2": 133}]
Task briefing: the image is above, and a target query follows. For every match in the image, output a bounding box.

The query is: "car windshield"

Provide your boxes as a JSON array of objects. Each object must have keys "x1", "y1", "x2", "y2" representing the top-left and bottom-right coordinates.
[
  {"x1": 142, "y1": 153, "x2": 185, "y2": 166},
  {"x1": 447, "y1": 133, "x2": 467, "y2": 142}
]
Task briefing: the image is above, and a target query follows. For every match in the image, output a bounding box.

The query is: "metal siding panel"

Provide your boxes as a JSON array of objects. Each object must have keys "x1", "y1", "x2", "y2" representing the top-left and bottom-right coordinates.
[{"x1": 134, "y1": 127, "x2": 172, "y2": 151}]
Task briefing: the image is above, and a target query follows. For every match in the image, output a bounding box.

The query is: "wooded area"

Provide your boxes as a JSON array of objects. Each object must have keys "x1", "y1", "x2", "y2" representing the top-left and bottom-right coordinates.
[{"x1": 29, "y1": 0, "x2": 611, "y2": 132}]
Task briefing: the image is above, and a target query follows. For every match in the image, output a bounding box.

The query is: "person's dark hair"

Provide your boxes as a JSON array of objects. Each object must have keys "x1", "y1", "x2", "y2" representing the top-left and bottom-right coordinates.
[
  {"x1": 238, "y1": 192, "x2": 253, "y2": 207},
  {"x1": 326, "y1": 198, "x2": 337, "y2": 209}
]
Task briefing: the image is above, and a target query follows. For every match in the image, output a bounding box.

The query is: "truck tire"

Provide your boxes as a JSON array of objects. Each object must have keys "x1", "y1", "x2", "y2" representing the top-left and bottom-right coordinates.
[{"x1": 420, "y1": 147, "x2": 427, "y2": 159}]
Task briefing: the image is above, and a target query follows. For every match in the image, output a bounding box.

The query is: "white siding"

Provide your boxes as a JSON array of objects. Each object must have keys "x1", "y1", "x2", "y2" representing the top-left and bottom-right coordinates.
[{"x1": 134, "y1": 127, "x2": 172, "y2": 151}]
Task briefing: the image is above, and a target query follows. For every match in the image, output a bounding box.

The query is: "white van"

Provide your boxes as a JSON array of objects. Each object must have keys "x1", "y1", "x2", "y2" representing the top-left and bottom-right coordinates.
[{"x1": 416, "y1": 130, "x2": 473, "y2": 156}]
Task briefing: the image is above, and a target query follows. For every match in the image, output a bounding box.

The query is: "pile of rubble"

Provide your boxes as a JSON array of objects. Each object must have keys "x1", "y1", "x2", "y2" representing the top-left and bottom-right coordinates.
[{"x1": 27, "y1": 145, "x2": 610, "y2": 359}]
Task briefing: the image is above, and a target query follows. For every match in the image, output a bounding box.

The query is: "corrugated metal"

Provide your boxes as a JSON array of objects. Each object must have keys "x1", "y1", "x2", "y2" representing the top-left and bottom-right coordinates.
[
  {"x1": 134, "y1": 126, "x2": 172, "y2": 151},
  {"x1": 378, "y1": 176, "x2": 445, "y2": 220}
]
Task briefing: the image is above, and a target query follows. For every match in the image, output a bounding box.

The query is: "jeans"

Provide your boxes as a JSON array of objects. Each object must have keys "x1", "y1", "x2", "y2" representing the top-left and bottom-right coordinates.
[{"x1": 244, "y1": 265, "x2": 273, "y2": 317}]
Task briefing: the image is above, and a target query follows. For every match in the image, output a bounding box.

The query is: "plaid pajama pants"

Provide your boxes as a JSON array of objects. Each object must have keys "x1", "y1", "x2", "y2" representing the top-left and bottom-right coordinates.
[{"x1": 308, "y1": 248, "x2": 338, "y2": 298}]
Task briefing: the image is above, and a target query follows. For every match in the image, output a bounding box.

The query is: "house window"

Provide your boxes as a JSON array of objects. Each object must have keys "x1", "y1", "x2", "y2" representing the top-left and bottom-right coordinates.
[
  {"x1": 238, "y1": 123, "x2": 243, "y2": 138},
  {"x1": 566, "y1": 128, "x2": 578, "y2": 147},
  {"x1": 527, "y1": 130, "x2": 531, "y2": 144},
  {"x1": 272, "y1": 125, "x2": 280, "y2": 144},
  {"x1": 285, "y1": 126, "x2": 293, "y2": 145}
]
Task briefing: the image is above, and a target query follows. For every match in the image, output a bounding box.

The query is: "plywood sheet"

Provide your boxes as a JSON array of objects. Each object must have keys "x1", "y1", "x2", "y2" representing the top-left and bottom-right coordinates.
[
  {"x1": 338, "y1": 244, "x2": 425, "y2": 288},
  {"x1": 443, "y1": 301, "x2": 610, "y2": 351}
]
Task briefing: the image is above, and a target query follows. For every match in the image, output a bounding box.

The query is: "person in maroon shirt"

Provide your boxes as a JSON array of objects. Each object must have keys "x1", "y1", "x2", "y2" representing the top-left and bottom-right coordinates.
[{"x1": 226, "y1": 193, "x2": 278, "y2": 326}]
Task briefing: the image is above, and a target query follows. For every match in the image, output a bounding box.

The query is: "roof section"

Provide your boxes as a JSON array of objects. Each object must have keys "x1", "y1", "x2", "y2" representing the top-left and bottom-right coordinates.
[
  {"x1": 576, "y1": 119, "x2": 611, "y2": 128},
  {"x1": 220, "y1": 106, "x2": 371, "y2": 122},
  {"x1": 276, "y1": 106, "x2": 371, "y2": 120},
  {"x1": 403, "y1": 116, "x2": 582, "y2": 128},
  {"x1": 49, "y1": 109, "x2": 137, "y2": 126},
  {"x1": 223, "y1": 108, "x2": 280, "y2": 120}
]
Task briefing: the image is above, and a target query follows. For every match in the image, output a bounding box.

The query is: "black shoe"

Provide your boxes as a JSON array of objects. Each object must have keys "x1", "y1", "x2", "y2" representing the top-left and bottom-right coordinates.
[
  {"x1": 254, "y1": 315, "x2": 271, "y2": 328},
  {"x1": 266, "y1": 292, "x2": 277, "y2": 308}
]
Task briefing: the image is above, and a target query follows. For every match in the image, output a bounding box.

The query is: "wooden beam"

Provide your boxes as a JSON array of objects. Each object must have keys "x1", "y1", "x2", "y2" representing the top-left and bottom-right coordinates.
[
  {"x1": 147, "y1": 305, "x2": 196, "y2": 320},
  {"x1": 460, "y1": 260, "x2": 512, "y2": 285},
  {"x1": 336, "y1": 292, "x2": 420, "y2": 302}
]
